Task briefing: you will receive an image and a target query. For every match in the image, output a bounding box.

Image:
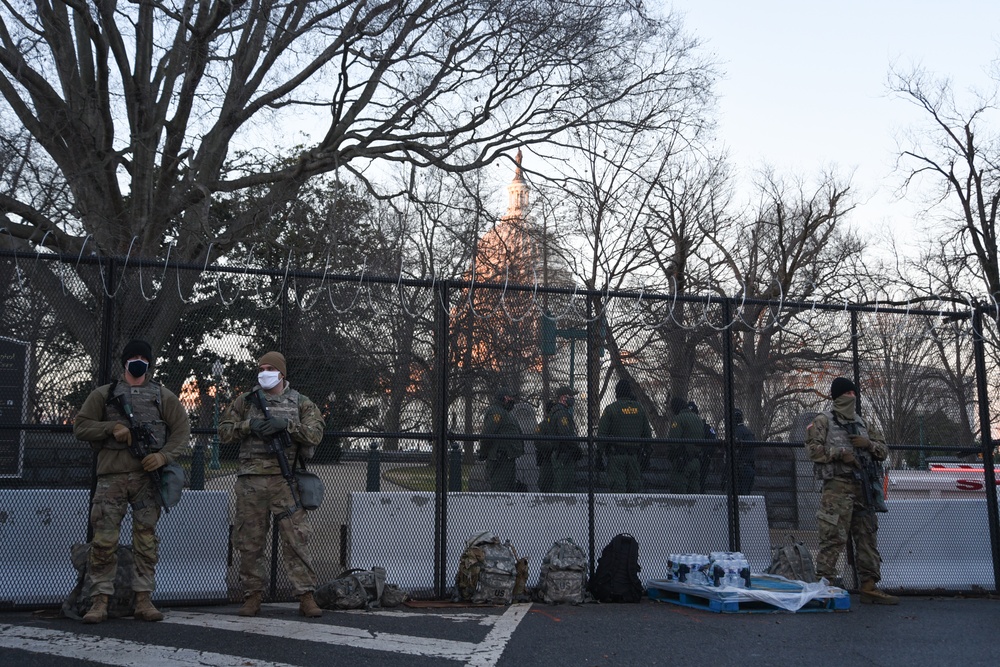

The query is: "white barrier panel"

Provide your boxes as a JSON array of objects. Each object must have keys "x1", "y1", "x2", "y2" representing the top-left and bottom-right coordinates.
[
  {"x1": 0, "y1": 489, "x2": 229, "y2": 605},
  {"x1": 880, "y1": 498, "x2": 997, "y2": 590},
  {"x1": 0, "y1": 489, "x2": 89, "y2": 605},
  {"x1": 123, "y1": 490, "x2": 229, "y2": 601},
  {"x1": 348, "y1": 492, "x2": 771, "y2": 590}
]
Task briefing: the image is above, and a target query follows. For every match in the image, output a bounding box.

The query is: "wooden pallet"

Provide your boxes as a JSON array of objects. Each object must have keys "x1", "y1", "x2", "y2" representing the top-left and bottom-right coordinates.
[{"x1": 647, "y1": 575, "x2": 850, "y2": 613}]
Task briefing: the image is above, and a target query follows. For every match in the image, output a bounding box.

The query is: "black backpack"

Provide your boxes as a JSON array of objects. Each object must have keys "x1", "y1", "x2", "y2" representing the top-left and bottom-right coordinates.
[{"x1": 589, "y1": 533, "x2": 642, "y2": 603}]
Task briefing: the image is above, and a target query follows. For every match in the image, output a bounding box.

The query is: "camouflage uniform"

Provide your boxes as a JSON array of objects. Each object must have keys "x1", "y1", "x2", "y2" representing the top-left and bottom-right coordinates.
[
  {"x1": 73, "y1": 379, "x2": 190, "y2": 596},
  {"x1": 480, "y1": 401, "x2": 523, "y2": 492},
  {"x1": 597, "y1": 398, "x2": 652, "y2": 492},
  {"x1": 219, "y1": 384, "x2": 325, "y2": 596},
  {"x1": 805, "y1": 410, "x2": 888, "y2": 584},
  {"x1": 667, "y1": 407, "x2": 703, "y2": 493},
  {"x1": 536, "y1": 402, "x2": 579, "y2": 493}
]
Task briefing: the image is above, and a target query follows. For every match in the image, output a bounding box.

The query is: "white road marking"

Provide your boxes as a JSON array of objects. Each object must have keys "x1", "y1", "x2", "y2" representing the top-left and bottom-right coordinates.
[
  {"x1": 269, "y1": 602, "x2": 501, "y2": 625},
  {"x1": 465, "y1": 603, "x2": 533, "y2": 667},
  {"x1": 165, "y1": 610, "x2": 480, "y2": 661},
  {"x1": 0, "y1": 623, "x2": 298, "y2": 667},
  {"x1": 0, "y1": 604, "x2": 532, "y2": 667}
]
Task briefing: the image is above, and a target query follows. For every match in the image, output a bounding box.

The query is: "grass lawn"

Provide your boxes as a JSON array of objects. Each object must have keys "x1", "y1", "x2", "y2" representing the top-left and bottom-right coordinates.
[{"x1": 382, "y1": 464, "x2": 473, "y2": 492}]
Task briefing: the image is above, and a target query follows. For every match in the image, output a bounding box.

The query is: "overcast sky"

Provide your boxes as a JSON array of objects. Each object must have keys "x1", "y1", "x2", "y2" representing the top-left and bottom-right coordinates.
[{"x1": 668, "y1": 0, "x2": 1000, "y2": 249}]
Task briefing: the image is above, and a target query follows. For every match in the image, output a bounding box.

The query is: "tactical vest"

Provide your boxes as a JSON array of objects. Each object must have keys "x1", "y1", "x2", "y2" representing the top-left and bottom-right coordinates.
[
  {"x1": 813, "y1": 410, "x2": 869, "y2": 480},
  {"x1": 108, "y1": 380, "x2": 167, "y2": 449},
  {"x1": 239, "y1": 388, "x2": 303, "y2": 461}
]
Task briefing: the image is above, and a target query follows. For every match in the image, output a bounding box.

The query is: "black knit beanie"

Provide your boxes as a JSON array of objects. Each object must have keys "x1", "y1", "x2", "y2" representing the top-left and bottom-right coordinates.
[
  {"x1": 830, "y1": 377, "x2": 857, "y2": 400},
  {"x1": 120, "y1": 339, "x2": 154, "y2": 367}
]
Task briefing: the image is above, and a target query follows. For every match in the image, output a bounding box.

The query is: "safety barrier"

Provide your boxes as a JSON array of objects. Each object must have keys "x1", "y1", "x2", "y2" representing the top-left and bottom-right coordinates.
[
  {"x1": 0, "y1": 489, "x2": 229, "y2": 606},
  {"x1": 879, "y1": 498, "x2": 998, "y2": 590},
  {"x1": 347, "y1": 492, "x2": 772, "y2": 590}
]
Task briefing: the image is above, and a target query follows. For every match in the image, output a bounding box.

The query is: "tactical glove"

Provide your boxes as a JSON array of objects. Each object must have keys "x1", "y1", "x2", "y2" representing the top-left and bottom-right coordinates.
[
  {"x1": 249, "y1": 418, "x2": 269, "y2": 437},
  {"x1": 849, "y1": 434, "x2": 871, "y2": 450},
  {"x1": 267, "y1": 417, "x2": 288, "y2": 434},
  {"x1": 112, "y1": 423, "x2": 132, "y2": 446},
  {"x1": 141, "y1": 452, "x2": 167, "y2": 471},
  {"x1": 257, "y1": 417, "x2": 288, "y2": 437}
]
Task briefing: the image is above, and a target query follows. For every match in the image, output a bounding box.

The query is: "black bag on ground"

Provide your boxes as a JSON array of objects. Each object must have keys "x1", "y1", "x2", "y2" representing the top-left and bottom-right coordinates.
[{"x1": 589, "y1": 533, "x2": 642, "y2": 603}]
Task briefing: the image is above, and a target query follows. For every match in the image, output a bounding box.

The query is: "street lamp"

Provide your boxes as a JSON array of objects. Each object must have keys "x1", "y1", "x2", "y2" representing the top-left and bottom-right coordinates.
[{"x1": 210, "y1": 359, "x2": 224, "y2": 470}]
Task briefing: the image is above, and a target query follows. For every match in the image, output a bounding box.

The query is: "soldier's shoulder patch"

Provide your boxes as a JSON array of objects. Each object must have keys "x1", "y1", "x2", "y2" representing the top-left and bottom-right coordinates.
[
  {"x1": 671, "y1": 421, "x2": 678, "y2": 428},
  {"x1": 806, "y1": 421, "x2": 814, "y2": 433},
  {"x1": 560, "y1": 417, "x2": 569, "y2": 426},
  {"x1": 492, "y1": 414, "x2": 501, "y2": 423}
]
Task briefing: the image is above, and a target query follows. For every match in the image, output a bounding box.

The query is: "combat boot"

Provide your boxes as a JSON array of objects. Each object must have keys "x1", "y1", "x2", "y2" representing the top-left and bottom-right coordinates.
[
  {"x1": 133, "y1": 591, "x2": 164, "y2": 621},
  {"x1": 860, "y1": 580, "x2": 899, "y2": 605},
  {"x1": 81, "y1": 594, "x2": 109, "y2": 624},
  {"x1": 298, "y1": 592, "x2": 322, "y2": 618},
  {"x1": 238, "y1": 591, "x2": 262, "y2": 617}
]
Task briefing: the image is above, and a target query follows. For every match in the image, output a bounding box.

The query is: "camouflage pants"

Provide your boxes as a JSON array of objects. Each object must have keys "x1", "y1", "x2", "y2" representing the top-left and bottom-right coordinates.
[
  {"x1": 87, "y1": 471, "x2": 161, "y2": 596},
  {"x1": 234, "y1": 474, "x2": 318, "y2": 596},
  {"x1": 606, "y1": 454, "x2": 642, "y2": 493},
  {"x1": 815, "y1": 476, "x2": 882, "y2": 583}
]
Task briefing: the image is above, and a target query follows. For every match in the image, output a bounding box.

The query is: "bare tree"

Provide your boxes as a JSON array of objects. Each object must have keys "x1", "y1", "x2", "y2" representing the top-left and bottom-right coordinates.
[
  {"x1": 891, "y1": 65, "x2": 1000, "y2": 298},
  {"x1": 0, "y1": 0, "x2": 692, "y2": 359},
  {"x1": 706, "y1": 169, "x2": 863, "y2": 439},
  {"x1": 890, "y1": 63, "x2": 1000, "y2": 445}
]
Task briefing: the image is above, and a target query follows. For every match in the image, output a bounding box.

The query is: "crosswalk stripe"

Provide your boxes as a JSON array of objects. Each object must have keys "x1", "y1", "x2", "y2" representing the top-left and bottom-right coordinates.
[
  {"x1": 466, "y1": 603, "x2": 532, "y2": 667},
  {"x1": 164, "y1": 610, "x2": 481, "y2": 661},
  {"x1": 0, "y1": 623, "x2": 298, "y2": 667}
]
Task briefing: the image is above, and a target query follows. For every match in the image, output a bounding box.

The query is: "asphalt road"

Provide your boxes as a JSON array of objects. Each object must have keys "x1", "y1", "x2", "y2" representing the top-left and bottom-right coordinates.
[{"x1": 1, "y1": 593, "x2": 998, "y2": 667}]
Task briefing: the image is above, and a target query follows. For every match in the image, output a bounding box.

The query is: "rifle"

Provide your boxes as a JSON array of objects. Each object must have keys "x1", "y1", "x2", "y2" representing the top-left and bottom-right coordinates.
[
  {"x1": 116, "y1": 394, "x2": 170, "y2": 513},
  {"x1": 840, "y1": 417, "x2": 888, "y2": 529},
  {"x1": 254, "y1": 389, "x2": 300, "y2": 512}
]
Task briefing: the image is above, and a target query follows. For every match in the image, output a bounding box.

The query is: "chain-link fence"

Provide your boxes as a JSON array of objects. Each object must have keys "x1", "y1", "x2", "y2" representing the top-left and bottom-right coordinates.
[{"x1": 1, "y1": 250, "x2": 998, "y2": 608}]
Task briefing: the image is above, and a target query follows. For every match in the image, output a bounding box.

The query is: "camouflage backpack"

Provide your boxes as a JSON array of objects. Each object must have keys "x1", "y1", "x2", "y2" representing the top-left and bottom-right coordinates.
[
  {"x1": 454, "y1": 532, "x2": 528, "y2": 605},
  {"x1": 535, "y1": 538, "x2": 589, "y2": 605},
  {"x1": 767, "y1": 536, "x2": 817, "y2": 583},
  {"x1": 315, "y1": 567, "x2": 393, "y2": 610},
  {"x1": 62, "y1": 542, "x2": 136, "y2": 620}
]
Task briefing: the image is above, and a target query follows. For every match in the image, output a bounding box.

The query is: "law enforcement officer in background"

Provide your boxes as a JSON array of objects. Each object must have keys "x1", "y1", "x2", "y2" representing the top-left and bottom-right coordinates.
[
  {"x1": 73, "y1": 339, "x2": 190, "y2": 624},
  {"x1": 219, "y1": 351, "x2": 326, "y2": 617},
  {"x1": 688, "y1": 400, "x2": 718, "y2": 492},
  {"x1": 805, "y1": 377, "x2": 898, "y2": 605},
  {"x1": 536, "y1": 386, "x2": 580, "y2": 492},
  {"x1": 732, "y1": 408, "x2": 757, "y2": 494},
  {"x1": 597, "y1": 378, "x2": 652, "y2": 492},
  {"x1": 479, "y1": 388, "x2": 524, "y2": 491},
  {"x1": 667, "y1": 397, "x2": 702, "y2": 493}
]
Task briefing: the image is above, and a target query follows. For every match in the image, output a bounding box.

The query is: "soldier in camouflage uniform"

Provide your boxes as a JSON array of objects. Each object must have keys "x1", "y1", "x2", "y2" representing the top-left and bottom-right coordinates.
[
  {"x1": 805, "y1": 377, "x2": 899, "y2": 605},
  {"x1": 536, "y1": 386, "x2": 580, "y2": 493},
  {"x1": 597, "y1": 379, "x2": 652, "y2": 492},
  {"x1": 73, "y1": 339, "x2": 190, "y2": 624},
  {"x1": 479, "y1": 388, "x2": 524, "y2": 492},
  {"x1": 667, "y1": 397, "x2": 702, "y2": 493},
  {"x1": 219, "y1": 352, "x2": 326, "y2": 617}
]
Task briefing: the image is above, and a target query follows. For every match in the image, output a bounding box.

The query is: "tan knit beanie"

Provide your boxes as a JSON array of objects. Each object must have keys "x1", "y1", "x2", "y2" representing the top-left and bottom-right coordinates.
[{"x1": 257, "y1": 351, "x2": 287, "y2": 376}]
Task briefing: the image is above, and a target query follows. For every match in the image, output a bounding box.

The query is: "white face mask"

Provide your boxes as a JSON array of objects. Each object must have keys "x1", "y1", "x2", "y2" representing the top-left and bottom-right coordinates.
[{"x1": 258, "y1": 370, "x2": 282, "y2": 390}]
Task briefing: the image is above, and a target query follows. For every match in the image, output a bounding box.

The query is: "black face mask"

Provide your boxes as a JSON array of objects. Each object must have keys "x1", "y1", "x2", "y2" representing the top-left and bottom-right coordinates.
[
  {"x1": 126, "y1": 359, "x2": 149, "y2": 377},
  {"x1": 502, "y1": 397, "x2": 516, "y2": 410}
]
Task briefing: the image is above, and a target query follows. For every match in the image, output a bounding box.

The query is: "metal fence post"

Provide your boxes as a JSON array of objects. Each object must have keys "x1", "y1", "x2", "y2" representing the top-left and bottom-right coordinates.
[
  {"x1": 190, "y1": 438, "x2": 205, "y2": 490},
  {"x1": 449, "y1": 441, "x2": 462, "y2": 492},
  {"x1": 972, "y1": 308, "x2": 1000, "y2": 591},
  {"x1": 366, "y1": 441, "x2": 381, "y2": 492}
]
